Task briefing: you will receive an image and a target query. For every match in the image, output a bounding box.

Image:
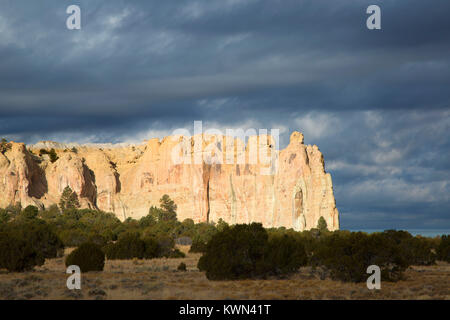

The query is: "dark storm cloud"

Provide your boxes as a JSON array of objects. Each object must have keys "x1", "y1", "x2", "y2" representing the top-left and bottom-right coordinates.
[{"x1": 0, "y1": 0, "x2": 449, "y2": 229}]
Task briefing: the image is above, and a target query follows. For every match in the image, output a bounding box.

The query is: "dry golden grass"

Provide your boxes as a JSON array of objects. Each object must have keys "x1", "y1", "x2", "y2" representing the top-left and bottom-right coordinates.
[{"x1": 0, "y1": 245, "x2": 449, "y2": 300}]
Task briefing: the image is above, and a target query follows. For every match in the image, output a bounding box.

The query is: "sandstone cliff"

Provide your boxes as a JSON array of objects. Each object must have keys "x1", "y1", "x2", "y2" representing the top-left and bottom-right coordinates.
[{"x1": 0, "y1": 132, "x2": 339, "y2": 231}]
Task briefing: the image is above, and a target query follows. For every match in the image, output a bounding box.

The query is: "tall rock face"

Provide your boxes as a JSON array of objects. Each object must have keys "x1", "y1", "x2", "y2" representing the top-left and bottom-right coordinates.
[{"x1": 0, "y1": 132, "x2": 339, "y2": 231}]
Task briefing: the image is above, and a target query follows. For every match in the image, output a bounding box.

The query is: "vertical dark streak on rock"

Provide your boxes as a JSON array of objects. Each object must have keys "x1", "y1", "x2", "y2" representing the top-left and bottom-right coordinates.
[{"x1": 206, "y1": 179, "x2": 210, "y2": 223}]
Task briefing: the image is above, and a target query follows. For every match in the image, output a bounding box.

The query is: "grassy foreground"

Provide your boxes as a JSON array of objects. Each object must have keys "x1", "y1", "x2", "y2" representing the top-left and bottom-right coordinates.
[{"x1": 0, "y1": 245, "x2": 449, "y2": 300}]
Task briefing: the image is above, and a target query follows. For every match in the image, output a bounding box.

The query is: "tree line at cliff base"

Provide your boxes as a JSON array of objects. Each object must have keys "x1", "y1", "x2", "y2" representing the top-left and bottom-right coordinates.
[{"x1": 0, "y1": 189, "x2": 449, "y2": 282}]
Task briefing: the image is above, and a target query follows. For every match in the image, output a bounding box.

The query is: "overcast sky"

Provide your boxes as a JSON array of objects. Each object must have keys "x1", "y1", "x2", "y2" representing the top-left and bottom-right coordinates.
[{"x1": 0, "y1": 0, "x2": 449, "y2": 230}]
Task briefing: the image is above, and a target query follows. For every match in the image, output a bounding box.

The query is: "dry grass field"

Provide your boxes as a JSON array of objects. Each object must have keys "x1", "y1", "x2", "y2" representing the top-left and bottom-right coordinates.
[{"x1": 0, "y1": 245, "x2": 449, "y2": 300}]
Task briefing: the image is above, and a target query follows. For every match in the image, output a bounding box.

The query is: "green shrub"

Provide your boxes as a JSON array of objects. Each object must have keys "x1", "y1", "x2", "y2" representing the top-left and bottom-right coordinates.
[
  {"x1": 21, "y1": 205, "x2": 39, "y2": 220},
  {"x1": 189, "y1": 237, "x2": 208, "y2": 253},
  {"x1": 189, "y1": 222, "x2": 218, "y2": 247},
  {"x1": 0, "y1": 232, "x2": 44, "y2": 272},
  {"x1": 61, "y1": 208, "x2": 83, "y2": 221},
  {"x1": 0, "y1": 220, "x2": 63, "y2": 272},
  {"x1": 144, "y1": 238, "x2": 159, "y2": 258},
  {"x1": 58, "y1": 229, "x2": 89, "y2": 247},
  {"x1": 139, "y1": 214, "x2": 156, "y2": 228},
  {"x1": 39, "y1": 204, "x2": 60, "y2": 219},
  {"x1": 155, "y1": 235, "x2": 176, "y2": 257},
  {"x1": 177, "y1": 262, "x2": 187, "y2": 271},
  {"x1": 104, "y1": 232, "x2": 146, "y2": 260},
  {"x1": 39, "y1": 148, "x2": 59, "y2": 162},
  {"x1": 104, "y1": 233, "x2": 159, "y2": 260},
  {"x1": 311, "y1": 231, "x2": 410, "y2": 282},
  {"x1": 195, "y1": 224, "x2": 308, "y2": 280},
  {"x1": 215, "y1": 218, "x2": 229, "y2": 232},
  {"x1": 65, "y1": 242, "x2": 105, "y2": 272},
  {"x1": 380, "y1": 230, "x2": 436, "y2": 266},
  {"x1": 437, "y1": 235, "x2": 450, "y2": 262},
  {"x1": 8, "y1": 221, "x2": 64, "y2": 259},
  {"x1": 49, "y1": 148, "x2": 59, "y2": 163},
  {"x1": 197, "y1": 223, "x2": 303, "y2": 280},
  {"x1": 88, "y1": 233, "x2": 108, "y2": 247},
  {"x1": 263, "y1": 234, "x2": 308, "y2": 276},
  {"x1": 407, "y1": 237, "x2": 436, "y2": 266}
]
